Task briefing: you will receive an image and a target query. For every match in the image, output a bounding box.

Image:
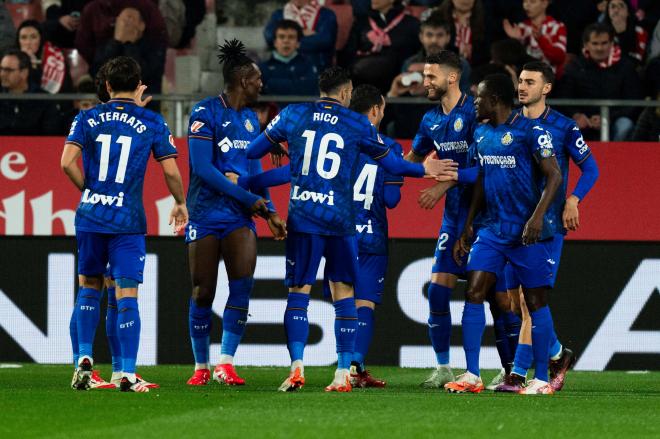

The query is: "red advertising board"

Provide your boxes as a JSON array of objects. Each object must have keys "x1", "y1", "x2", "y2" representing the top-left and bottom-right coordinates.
[{"x1": 0, "y1": 136, "x2": 657, "y2": 240}]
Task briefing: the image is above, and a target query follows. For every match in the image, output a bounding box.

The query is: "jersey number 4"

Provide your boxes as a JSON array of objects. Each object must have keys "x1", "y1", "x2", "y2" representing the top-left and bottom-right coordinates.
[
  {"x1": 96, "y1": 134, "x2": 132, "y2": 183},
  {"x1": 353, "y1": 163, "x2": 377, "y2": 210}
]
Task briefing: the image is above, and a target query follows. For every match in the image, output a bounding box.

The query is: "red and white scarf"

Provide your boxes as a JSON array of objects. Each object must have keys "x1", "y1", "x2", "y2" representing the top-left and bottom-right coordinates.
[
  {"x1": 41, "y1": 41, "x2": 66, "y2": 94},
  {"x1": 582, "y1": 44, "x2": 622, "y2": 68},
  {"x1": 365, "y1": 9, "x2": 407, "y2": 53},
  {"x1": 283, "y1": 0, "x2": 321, "y2": 33}
]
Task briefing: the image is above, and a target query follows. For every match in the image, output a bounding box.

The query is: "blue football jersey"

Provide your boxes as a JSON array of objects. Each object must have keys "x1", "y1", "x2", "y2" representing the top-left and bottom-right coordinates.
[
  {"x1": 520, "y1": 107, "x2": 592, "y2": 235},
  {"x1": 476, "y1": 111, "x2": 556, "y2": 244},
  {"x1": 187, "y1": 93, "x2": 261, "y2": 227},
  {"x1": 354, "y1": 136, "x2": 404, "y2": 255},
  {"x1": 264, "y1": 98, "x2": 390, "y2": 236},
  {"x1": 66, "y1": 98, "x2": 178, "y2": 234},
  {"x1": 412, "y1": 93, "x2": 477, "y2": 229}
]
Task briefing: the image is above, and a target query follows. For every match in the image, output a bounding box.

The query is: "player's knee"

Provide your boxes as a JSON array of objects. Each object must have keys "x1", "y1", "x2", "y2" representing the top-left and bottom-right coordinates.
[
  {"x1": 192, "y1": 285, "x2": 215, "y2": 307},
  {"x1": 430, "y1": 272, "x2": 457, "y2": 288},
  {"x1": 79, "y1": 274, "x2": 103, "y2": 290},
  {"x1": 494, "y1": 293, "x2": 511, "y2": 312},
  {"x1": 522, "y1": 289, "x2": 547, "y2": 312},
  {"x1": 465, "y1": 288, "x2": 486, "y2": 304},
  {"x1": 355, "y1": 299, "x2": 375, "y2": 310}
]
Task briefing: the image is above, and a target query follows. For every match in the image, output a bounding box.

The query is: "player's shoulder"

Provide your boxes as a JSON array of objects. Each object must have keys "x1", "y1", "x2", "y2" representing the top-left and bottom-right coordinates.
[
  {"x1": 547, "y1": 108, "x2": 576, "y2": 130},
  {"x1": 191, "y1": 96, "x2": 221, "y2": 118},
  {"x1": 379, "y1": 133, "x2": 402, "y2": 153},
  {"x1": 459, "y1": 93, "x2": 476, "y2": 112}
]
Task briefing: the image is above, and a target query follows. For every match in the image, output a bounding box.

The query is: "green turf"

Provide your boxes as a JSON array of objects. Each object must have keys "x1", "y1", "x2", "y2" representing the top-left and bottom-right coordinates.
[{"x1": 0, "y1": 365, "x2": 658, "y2": 438}]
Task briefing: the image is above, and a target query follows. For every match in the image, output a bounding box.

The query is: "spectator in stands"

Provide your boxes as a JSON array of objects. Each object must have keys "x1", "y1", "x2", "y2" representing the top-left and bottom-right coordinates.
[
  {"x1": 430, "y1": 0, "x2": 490, "y2": 67},
  {"x1": 399, "y1": 14, "x2": 470, "y2": 91},
  {"x1": 548, "y1": 0, "x2": 599, "y2": 55},
  {"x1": 159, "y1": 0, "x2": 205, "y2": 48},
  {"x1": 631, "y1": 82, "x2": 659, "y2": 141},
  {"x1": 259, "y1": 20, "x2": 318, "y2": 96},
  {"x1": 0, "y1": 2, "x2": 15, "y2": 55},
  {"x1": 650, "y1": 20, "x2": 660, "y2": 60},
  {"x1": 75, "y1": 0, "x2": 167, "y2": 74},
  {"x1": 16, "y1": 19, "x2": 72, "y2": 94},
  {"x1": 264, "y1": 0, "x2": 337, "y2": 72},
  {"x1": 42, "y1": 0, "x2": 88, "y2": 48},
  {"x1": 0, "y1": 49, "x2": 63, "y2": 135},
  {"x1": 602, "y1": 0, "x2": 648, "y2": 64},
  {"x1": 503, "y1": 0, "x2": 568, "y2": 77},
  {"x1": 83, "y1": 5, "x2": 166, "y2": 99},
  {"x1": 343, "y1": 0, "x2": 421, "y2": 93},
  {"x1": 557, "y1": 23, "x2": 643, "y2": 140},
  {"x1": 490, "y1": 38, "x2": 534, "y2": 88}
]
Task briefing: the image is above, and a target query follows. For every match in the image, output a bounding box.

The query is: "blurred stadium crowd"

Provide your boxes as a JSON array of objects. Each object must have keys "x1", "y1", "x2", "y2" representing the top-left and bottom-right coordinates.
[{"x1": 0, "y1": 0, "x2": 658, "y2": 141}]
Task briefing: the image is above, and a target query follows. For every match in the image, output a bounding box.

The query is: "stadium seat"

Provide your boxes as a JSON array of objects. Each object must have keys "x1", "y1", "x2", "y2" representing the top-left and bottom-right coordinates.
[
  {"x1": 326, "y1": 4, "x2": 353, "y2": 51},
  {"x1": 6, "y1": 0, "x2": 43, "y2": 28}
]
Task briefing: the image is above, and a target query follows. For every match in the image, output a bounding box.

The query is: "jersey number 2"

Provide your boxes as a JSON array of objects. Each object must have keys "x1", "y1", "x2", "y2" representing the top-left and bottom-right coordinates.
[{"x1": 96, "y1": 134, "x2": 132, "y2": 183}]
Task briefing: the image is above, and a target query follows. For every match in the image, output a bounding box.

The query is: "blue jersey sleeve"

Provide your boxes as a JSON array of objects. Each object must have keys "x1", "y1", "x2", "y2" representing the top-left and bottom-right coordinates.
[
  {"x1": 528, "y1": 124, "x2": 556, "y2": 162},
  {"x1": 264, "y1": 106, "x2": 291, "y2": 144},
  {"x1": 564, "y1": 123, "x2": 592, "y2": 165},
  {"x1": 248, "y1": 158, "x2": 276, "y2": 212},
  {"x1": 358, "y1": 124, "x2": 390, "y2": 160},
  {"x1": 188, "y1": 103, "x2": 214, "y2": 141},
  {"x1": 152, "y1": 117, "x2": 178, "y2": 161},
  {"x1": 383, "y1": 141, "x2": 405, "y2": 186},
  {"x1": 411, "y1": 113, "x2": 434, "y2": 157},
  {"x1": 66, "y1": 111, "x2": 86, "y2": 149}
]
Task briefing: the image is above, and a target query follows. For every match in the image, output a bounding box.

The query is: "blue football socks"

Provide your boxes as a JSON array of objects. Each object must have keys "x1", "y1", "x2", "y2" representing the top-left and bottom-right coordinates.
[
  {"x1": 284, "y1": 292, "x2": 310, "y2": 362},
  {"x1": 221, "y1": 277, "x2": 253, "y2": 358},
  {"x1": 105, "y1": 286, "x2": 122, "y2": 372},
  {"x1": 334, "y1": 297, "x2": 358, "y2": 370},
  {"x1": 531, "y1": 306, "x2": 555, "y2": 382},
  {"x1": 189, "y1": 297, "x2": 212, "y2": 366},
  {"x1": 69, "y1": 301, "x2": 78, "y2": 366},
  {"x1": 549, "y1": 328, "x2": 562, "y2": 359},
  {"x1": 503, "y1": 311, "x2": 521, "y2": 357},
  {"x1": 492, "y1": 308, "x2": 513, "y2": 372},
  {"x1": 76, "y1": 287, "x2": 103, "y2": 359},
  {"x1": 428, "y1": 283, "x2": 452, "y2": 365},
  {"x1": 117, "y1": 297, "x2": 140, "y2": 374},
  {"x1": 512, "y1": 343, "x2": 533, "y2": 377},
  {"x1": 353, "y1": 306, "x2": 375, "y2": 369},
  {"x1": 462, "y1": 302, "x2": 486, "y2": 377}
]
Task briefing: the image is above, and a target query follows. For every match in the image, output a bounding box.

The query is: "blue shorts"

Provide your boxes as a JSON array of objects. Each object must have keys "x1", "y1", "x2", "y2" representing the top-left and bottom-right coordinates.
[
  {"x1": 505, "y1": 234, "x2": 564, "y2": 290},
  {"x1": 432, "y1": 225, "x2": 465, "y2": 276},
  {"x1": 286, "y1": 231, "x2": 359, "y2": 288},
  {"x1": 185, "y1": 219, "x2": 255, "y2": 243},
  {"x1": 76, "y1": 231, "x2": 146, "y2": 283},
  {"x1": 467, "y1": 228, "x2": 555, "y2": 289},
  {"x1": 322, "y1": 253, "x2": 388, "y2": 304}
]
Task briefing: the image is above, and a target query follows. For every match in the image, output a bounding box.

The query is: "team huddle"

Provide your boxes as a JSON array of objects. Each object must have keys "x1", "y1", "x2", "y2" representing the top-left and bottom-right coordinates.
[{"x1": 61, "y1": 38, "x2": 598, "y2": 394}]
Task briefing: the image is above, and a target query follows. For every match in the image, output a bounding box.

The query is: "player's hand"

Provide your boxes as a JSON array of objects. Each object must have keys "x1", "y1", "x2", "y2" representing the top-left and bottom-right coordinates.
[
  {"x1": 224, "y1": 172, "x2": 239, "y2": 184},
  {"x1": 250, "y1": 198, "x2": 270, "y2": 219},
  {"x1": 423, "y1": 157, "x2": 459, "y2": 179},
  {"x1": 522, "y1": 214, "x2": 543, "y2": 245},
  {"x1": 169, "y1": 202, "x2": 188, "y2": 234},
  {"x1": 453, "y1": 225, "x2": 473, "y2": 265},
  {"x1": 267, "y1": 212, "x2": 287, "y2": 240},
  {"x1": 134, "y1": 84, "x2": 152, "y2": 107},
  {"x1": 562, "y1": 195, "x2": 580, "y2": 231},
  {"x1": 503, "y1": 19, "x2": 522, "y2": 39},
  {"x1": 418, "y1": 181, "x2": 453, "y2": 210},
  {"x1": 573, "y1": 113, "x2": 591, "y2": 130},
  {"x1": 270, "y1": 143, "x2": 288, "y2": 167}
]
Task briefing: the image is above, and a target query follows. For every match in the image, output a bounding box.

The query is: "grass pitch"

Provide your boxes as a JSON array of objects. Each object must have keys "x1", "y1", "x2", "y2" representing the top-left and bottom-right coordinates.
[{"x1": 0, "y1": 365, "x2": 658, "y2": 438}]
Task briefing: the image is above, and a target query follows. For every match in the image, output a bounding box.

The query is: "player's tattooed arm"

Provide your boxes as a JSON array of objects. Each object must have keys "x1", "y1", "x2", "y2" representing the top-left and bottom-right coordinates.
[
  {"x1": 454, "y1": 174, "x2": 485, "y2": 265},
  {"x1": 61, "y1": 143, "x2": 84, "y2": 191},
  {"x1": 159, "y1": 158, "x2": 188, "y2": 233},
  {"x1": 522, "y1": 157, "x2": 562, "y2": 245}
]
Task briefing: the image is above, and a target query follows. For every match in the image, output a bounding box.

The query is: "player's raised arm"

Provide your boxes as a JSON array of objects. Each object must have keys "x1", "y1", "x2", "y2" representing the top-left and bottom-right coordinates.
[
  {"x1": 247, "y1": 108, "x2": 290, "y2": 159},
  {"x1": 522, "y1": 128, "x2": 563, "y2": 245}
]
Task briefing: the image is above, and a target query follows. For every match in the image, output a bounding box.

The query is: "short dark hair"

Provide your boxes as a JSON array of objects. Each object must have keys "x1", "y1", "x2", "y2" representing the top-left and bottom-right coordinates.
[
  {"x1": 2, "y1": 49, "x2": 31, "y2": 70},
  {"x1": 349, "y1": 84, "x2": 383, "y2": 114},
  {"x1": 217, "y1": 39, "x2": 255, "y2": 87},
  {"x1": 482, "y1": 73, "x2": 515, "y2": 107},
  {"x1": 99, "y1": 56, "x2": 141, "y2": 93},
  {"x1": 318, "y1": 66, "x2": 351, "y2": 94},
  {"x1": 522, "y1": 60, "x2": 555, "y2": 84},
  {"x1": 470, "y1": 63, "x2": 510, "y2": 87},
  {"x1": 275, "y1": 19, "x2": 303, "y2": 41},
  {"x1": 490, "y1": 38, "x2": 529, "y2": 68},
  {"x1": 420, "y1": 14, "x2": 451, "y2": 33},
  {"x1": 426, "y1": 50, "x2": 462, "y2": 73},
  {"x1": 582, "y1": 22, "x2": 614, "y2": 44}
]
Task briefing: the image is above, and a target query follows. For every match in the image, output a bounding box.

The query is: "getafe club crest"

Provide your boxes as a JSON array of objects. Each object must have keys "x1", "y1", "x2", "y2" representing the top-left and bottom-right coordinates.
[
  {"x1": 501, "y1": 132, "x2": 513, "y2": 145},
  {"x1": 453, "y1": 117, "x2": 463, "y2": 132},
  {"x1": 244, "y1": 119, "x2": 254, "y2": 132}
]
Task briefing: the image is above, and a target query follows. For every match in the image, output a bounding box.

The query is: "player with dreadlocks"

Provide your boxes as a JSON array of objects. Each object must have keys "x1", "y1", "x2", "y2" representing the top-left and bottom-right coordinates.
[{"x1": 184, "y1": 39, "x2": 287, "y2": 386}]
